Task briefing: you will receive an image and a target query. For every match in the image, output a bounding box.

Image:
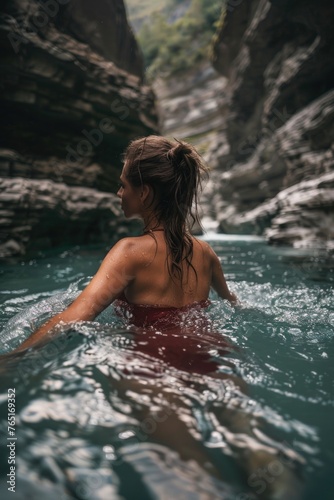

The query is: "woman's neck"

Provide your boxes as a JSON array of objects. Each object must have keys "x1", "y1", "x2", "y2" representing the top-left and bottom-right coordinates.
[
  {"x1": 143, "y1": 227, "x2": 164, "y2": 235},
  {"x1": 142, "y1": 214, "x2": 164, "y2": 234}
]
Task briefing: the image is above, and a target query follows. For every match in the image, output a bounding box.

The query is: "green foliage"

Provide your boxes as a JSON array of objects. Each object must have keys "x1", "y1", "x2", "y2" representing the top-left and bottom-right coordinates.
[
  {"x1": 130, "y1": 0, "x2": 225, "y2": 79},
  {"x1": 125, "y1": 0, "x2": 167, "y2": 30},
  {"x1": 209, "y1": 6, "x2": 227, "y2": 62}
]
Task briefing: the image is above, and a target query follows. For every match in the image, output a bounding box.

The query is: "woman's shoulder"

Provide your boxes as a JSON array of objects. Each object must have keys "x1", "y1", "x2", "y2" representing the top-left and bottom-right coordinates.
[
  {"x1": 192, "y1": 236, "x2": 215, "y2": 255},
  {"x1": 109, "y1": 235, "x2": 158, "y2": 264},
  {"x1": 111, "y1": 235, "x2": 151, "y2": 252},
  {"x1": 192, "y1": 237, "x2": 218, "y2": 267}
]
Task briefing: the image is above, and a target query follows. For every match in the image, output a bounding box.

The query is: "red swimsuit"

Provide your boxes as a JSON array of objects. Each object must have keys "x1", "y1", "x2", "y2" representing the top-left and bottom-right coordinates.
[{"x1": 113, "y1": 294, "x2": 234, "y2": 375}]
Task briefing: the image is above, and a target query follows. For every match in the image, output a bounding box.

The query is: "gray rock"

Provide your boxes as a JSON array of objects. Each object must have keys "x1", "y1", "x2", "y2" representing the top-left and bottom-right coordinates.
[
  {"x1": 209, "y1": 0, "x2": 334, "y2": 248},
  {"x1": 153, "y1": 62, "x2": 228, "y2": 156},
  {"x1": 0, "y1": 0, "x2": 159, "y2": 258},
  {"x1": 0, "y1": 177, "x2": 134, "y2": 258}
]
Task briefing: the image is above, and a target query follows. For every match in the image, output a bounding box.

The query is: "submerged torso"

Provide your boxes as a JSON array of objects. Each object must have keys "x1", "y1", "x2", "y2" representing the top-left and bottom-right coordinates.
[{"x1": 113, "y1": 292, "x2": 235, "y2": 375}]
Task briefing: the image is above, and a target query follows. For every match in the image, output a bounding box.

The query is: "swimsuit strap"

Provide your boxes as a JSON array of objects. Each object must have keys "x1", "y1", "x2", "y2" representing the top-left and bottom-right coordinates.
[{"x1": 143, "y1": 228, "x2": 165, "y2": 235}]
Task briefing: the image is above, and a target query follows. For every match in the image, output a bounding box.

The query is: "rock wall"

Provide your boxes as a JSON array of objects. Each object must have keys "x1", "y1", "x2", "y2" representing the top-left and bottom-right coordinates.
[
  {"x1": 0, "y1": 0, "x2": 158, "y2": 258},
  {"x1": 209, "y1": 0, "x2": 334, "y2": 249},
  {"x1": 152, "y1": 61, "x2": 228, "y2": 233},
  {"x1": 153, "y1": 62, "x2": 227, "y2": 155}
]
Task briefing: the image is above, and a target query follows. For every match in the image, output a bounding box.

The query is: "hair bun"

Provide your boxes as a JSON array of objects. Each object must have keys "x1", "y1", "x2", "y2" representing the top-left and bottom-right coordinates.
[{"x1": 167, "y1": 140, "x2": 192, "y2": 166}]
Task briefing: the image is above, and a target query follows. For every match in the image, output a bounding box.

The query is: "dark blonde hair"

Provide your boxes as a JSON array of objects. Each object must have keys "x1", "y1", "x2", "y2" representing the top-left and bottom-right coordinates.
[{"x1": 124, "y1": 135, "x2": 209, "y2": 284}]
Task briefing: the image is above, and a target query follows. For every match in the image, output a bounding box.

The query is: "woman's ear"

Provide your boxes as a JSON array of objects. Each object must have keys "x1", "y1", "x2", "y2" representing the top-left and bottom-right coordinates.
[{"x1": 140, "y1": 184, "x2": 153, "y2": 205}]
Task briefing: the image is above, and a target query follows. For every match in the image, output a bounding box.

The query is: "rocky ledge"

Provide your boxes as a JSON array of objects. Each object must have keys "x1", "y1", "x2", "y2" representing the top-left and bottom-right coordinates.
[
  {"x1": 0, "y1": 177, "x2": 129, "y2": 258},
  {"x1": 208, "y1": 0, "x2": 334, "y2": 249},
  {"x1": 0, "y1": 0, "x2": 158, "y2": 259}
]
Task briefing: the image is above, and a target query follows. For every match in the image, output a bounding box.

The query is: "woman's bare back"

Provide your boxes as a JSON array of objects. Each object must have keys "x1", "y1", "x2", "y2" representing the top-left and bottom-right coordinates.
[{"x1": 122, "y1": 232, "x2": 214, "y2": 307}]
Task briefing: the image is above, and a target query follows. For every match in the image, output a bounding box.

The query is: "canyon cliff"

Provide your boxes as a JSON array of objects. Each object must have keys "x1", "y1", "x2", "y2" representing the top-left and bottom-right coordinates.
[
  {"x1": 208, "y1": 0, "x2": 334, "y2": 249},
  {"x1": 0, "y1": 0, "x2": 158, "y2": 258}
]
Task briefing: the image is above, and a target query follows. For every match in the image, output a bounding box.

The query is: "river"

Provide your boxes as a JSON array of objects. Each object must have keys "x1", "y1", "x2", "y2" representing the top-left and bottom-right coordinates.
[{"x1": 0, "y1": 235, "x2": 333, "y2": 499}]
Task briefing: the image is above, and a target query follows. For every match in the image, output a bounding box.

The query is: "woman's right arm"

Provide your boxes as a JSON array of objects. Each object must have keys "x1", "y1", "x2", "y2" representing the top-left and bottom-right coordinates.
[
  {"x1": 9, "y1": 238, "x2": 138, "y2": 354},
  {"x1": 210, "y1": 247, "x2": 238, "y2": 304}
]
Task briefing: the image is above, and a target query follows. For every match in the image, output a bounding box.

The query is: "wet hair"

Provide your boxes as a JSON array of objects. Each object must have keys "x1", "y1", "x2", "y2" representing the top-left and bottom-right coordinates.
[{"x1": 124, "y1": 135, "x2": 209, "y2": 284}]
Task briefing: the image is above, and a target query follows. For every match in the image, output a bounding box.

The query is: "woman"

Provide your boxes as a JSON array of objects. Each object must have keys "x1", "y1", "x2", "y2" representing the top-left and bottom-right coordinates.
[
  {"x1": 5, "y1": 137, "x2": 303, "y2": 497},
  {"x1": 12, "y1": 135, "x2": 237, "y2": 353}
]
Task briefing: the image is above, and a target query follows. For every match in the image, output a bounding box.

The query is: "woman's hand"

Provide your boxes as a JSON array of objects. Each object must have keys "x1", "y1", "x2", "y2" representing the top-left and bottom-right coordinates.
[{"x1": 228, "y1": 291, "x2": 240, "y2": 306}]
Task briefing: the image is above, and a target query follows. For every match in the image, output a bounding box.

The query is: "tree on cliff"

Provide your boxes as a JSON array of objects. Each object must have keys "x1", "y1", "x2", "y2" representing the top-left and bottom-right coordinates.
[{"x1": 133, "y1": 0, "x2": 224, "y2": 79}]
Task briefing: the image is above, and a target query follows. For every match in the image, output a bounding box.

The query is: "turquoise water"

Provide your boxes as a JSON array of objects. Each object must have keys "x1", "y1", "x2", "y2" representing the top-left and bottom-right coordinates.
[{"x1": 0, "y1": 236, "x2": 333, "y2": 499}]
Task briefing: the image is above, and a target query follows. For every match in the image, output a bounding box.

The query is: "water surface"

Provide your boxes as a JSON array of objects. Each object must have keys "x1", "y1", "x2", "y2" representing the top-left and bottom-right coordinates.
[{"x1": 0, "y1": 238, "x2": 333, "y2": 499}]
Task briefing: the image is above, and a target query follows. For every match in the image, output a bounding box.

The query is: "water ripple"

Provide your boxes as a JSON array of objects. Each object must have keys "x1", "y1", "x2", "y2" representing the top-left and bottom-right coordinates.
[{"x1": 0, "y1": 241, "x2": 333, "y2": 498}]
